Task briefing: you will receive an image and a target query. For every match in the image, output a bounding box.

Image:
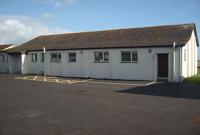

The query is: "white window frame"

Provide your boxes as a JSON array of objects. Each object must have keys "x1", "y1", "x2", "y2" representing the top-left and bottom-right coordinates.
[
  {"x1": 121, "y1": 51, "x2": 138, "y2": 63},
  {"x1": 31, "y1": 53, "x2": 37, "y2": 63},
  {"x1": 94, "y1": 51, "x2": 109, "y2": 63},
  {"x1": 68, "y1": 52, "x2": 76, "y2": 62},
  {"x1": 51, "y1": 53, "x2": 61, "y2": 63}
]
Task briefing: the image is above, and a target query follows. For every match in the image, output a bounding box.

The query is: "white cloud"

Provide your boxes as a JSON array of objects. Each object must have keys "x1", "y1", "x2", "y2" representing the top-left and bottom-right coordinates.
[
  {"x1": 42, "y1": 13, "x2": 54, "y2": 19},
  {"x1": 0, "y1": 15, "x2": 71, "y2": 45},
  {"x1": 41, "y1": 0, "x2": 76, "y2": 7}
]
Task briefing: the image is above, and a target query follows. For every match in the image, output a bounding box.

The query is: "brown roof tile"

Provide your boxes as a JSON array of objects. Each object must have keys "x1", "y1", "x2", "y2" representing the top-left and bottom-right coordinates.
[
  {"x1": 7, "y1": 23, "x2": 199, "y2": 53},
  {"x1": 0, "y1": 44, "x2": 12, "y2": 51}
]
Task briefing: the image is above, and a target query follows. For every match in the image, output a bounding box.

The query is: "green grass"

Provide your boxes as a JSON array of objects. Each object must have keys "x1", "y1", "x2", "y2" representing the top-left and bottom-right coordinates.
[{"x1": 184, "y1": 68, "x2": 200, "y2": 83}]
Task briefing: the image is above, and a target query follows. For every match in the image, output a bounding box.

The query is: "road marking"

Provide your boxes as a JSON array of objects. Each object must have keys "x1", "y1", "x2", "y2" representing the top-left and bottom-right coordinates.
[
  {"x1": 70, "y1": 79, "x2": 146, "y2": 86},
  {"x1": 23, "y1": 77, "x2": 28, "y2": 80},
  {"x1": 84, "y1": 81, "x2": 144, "y2": 86},
  {"x1": 46, "y1": 80, "x2": 57, "y2": 83},
  {"x1": 15, "y1": 77, "x2": 24, "y2": 79},
  {"x1": 58, "y1": 81, "x2": 67, "y2": 84},
  {"x1": 145, "y1": 81, "x2": 156, "y2": 86},
  {"x1": 71, "y1": 79, "x2": 93, "y2": 84},
  {"x1": 67, "y1": 80, "x2": 72, "y2": 84},
  {"x1": 33, "y1": 76, "x2": 38, "y2": 80},
  {"x1": 15, "y1": 76, "x2": 148, "y2": 86},
  {"x1": 55, "y1": 79, "x2": 59, "y2": 83}
]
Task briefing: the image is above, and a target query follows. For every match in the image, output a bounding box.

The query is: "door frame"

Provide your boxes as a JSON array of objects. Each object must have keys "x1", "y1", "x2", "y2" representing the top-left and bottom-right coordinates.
[{"x1": 156, "y1": 53, "x2": 170, "y2": 81}]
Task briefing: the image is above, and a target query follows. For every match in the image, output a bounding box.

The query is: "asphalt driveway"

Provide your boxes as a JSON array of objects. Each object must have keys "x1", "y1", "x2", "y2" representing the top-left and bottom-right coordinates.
[{"x1": 0, "y1": 74, "x2": 200, "y2": 135}]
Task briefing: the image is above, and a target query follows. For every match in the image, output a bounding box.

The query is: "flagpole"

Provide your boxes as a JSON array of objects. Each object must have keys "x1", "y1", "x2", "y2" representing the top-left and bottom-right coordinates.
[{"x1": 43, "y1": 47, "x2": 46, "y2": 79}]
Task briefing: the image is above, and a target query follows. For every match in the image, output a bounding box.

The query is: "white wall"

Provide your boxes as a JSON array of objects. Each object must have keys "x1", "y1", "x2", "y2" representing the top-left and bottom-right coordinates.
[
  {"x1": 8, "y1": 54, "x2": 21, "y2": 74},
  {"x1": 27, "y1": 52, "x2": 44, "y2": 74},
  {"x1": 181, "y1": 31, "x2": 198, "y2": 78},
  {"x1": 27, "y1": 51, "x2": 83, "y2": 77},
  {"x1": 172, "y1": 46, "x2": 181, "y2": 82},
  {"x1": 21, "y1": 53, "x2": 29, "y2": 74},
  {"x1": 24, "y1": 48, "x2": 176, "y2": 81}
]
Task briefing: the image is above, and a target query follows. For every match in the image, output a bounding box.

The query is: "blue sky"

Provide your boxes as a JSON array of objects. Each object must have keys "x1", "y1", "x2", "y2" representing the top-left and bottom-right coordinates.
[{"x1": 0, "y1": 0, "x2": 200, "y2": 58}]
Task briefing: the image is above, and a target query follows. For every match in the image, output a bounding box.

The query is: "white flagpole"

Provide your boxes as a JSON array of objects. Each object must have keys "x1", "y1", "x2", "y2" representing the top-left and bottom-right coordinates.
[
  {"x1": 43, "y1": 47, "x2": 46, "y2": 78},
  {"x1": 172, "y1": 42, "x2": 176, "y2": 82},
  {"x1": 43, "y1": 47, "x2": 46, "y2": 53}
]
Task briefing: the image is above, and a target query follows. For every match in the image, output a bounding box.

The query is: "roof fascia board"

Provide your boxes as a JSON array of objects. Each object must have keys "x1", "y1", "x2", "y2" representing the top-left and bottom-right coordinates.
[
  {"x1": 193, "y1": 24, "x2": 199, "y2": 47},
  {"x1": 24, "y1": 45, "x2": 178, "y2": 53}
]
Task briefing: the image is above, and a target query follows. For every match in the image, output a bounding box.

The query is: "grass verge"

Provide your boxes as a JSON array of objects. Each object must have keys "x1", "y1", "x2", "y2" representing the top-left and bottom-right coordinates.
[{"x1": 184, "y1": 68, "x2": 200, "y2": 83}]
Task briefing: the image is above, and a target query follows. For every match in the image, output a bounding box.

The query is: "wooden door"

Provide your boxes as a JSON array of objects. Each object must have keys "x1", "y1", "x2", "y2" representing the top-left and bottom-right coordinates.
[{"x1": 158, "y1": 54, "x2": 168, "y2": 78}]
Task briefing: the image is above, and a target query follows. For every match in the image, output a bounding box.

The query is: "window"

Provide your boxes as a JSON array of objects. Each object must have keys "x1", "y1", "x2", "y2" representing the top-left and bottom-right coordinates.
[
  {"x1": 2, "y1": 54, "x2": 5, "y2": 62},
  {"x1": 0, "y1": 54, "x2": 9, "y2": 63},
  {"x1": 94, "y1": 52, "x2": 109, "y2": 63},
  {"x1": 31, "y1": 54, "x2": 37, "y2": 63},
  {"x1": 0, "y1": 54, "x2": 5, "y2": 62},
  {"x1": 68, "y1": 52, "x2": 76, "y2": 62},
  {"x1": 184, "y1": 49, "x2": 186, "y2": 62},
  {"x1": 132, "y1": 51, "x2": 138, "y2": 62},
  {"x1": 104, "y1": 52, "x2": 109, "y2": 62},
  {"x1": 51, "y1": 53, "x2": 61, "y2": 63},
  {"x1": 121, "y1": 52, "x2": 131, "y2": 62},
  {"x1": 41, "y1": 53, "x2": 44, "y2": 62},
  {"x1": 121, "y1": 51, "x2": 138, "y2": 62}
]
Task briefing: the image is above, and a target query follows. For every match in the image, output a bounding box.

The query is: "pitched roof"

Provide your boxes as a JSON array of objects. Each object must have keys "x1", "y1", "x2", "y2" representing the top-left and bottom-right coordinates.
[
  {"x1": 8, "y1": 23, "x2": 199, "y2": 53},
  {"x1": 0, "y1": 44, "x2": 13, "y2": 52}
]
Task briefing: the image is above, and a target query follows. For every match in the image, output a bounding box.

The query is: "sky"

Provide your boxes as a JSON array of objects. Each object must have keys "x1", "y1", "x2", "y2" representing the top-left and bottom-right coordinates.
[{"x1": 0, "y1": 0, "x2": 200, "y2": 58}]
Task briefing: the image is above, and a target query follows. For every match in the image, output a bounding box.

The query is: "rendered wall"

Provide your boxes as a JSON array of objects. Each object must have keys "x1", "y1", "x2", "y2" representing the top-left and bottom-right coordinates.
[
  {"x1": 24, "y1": 47, "x2": 178, "y2": 81},
  {"x1": 8, "y1": 54, "x2": 21, "y2": 74},
  {"x1": 28, "y1": 52, "x2": 44, "y2": 74},
  {"x1": 181, "y1": 31, "x2": 198, "y2": 78}
]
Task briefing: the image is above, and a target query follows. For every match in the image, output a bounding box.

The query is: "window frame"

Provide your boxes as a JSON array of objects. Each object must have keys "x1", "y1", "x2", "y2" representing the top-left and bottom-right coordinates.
[
  {"x1": 68, "y1": 52, "x2": 76, "y2": 63},
  {"x1": 40, "y1": 53, "x2": 44, "y2": 63},
  {"x1": 184, "y1": 49, "x2": 186, "y2": 62},
  {"x1": 131, "y1": 51, "x2": 138, "y2": 62},
  {"x1": 51, "y1": 53, "x2": 61, "y2": 63},
  {"x1": 0, "y1": 54, "x2": 4, "y2": 62},
  {"x1": 31, "y1": 53, "x2": 37, "y2": 63},
  {"x1": 121, "y1": 51, "x2": 138, "y2": 63},
  {"x1": 94, "y1": 51, "x2": 109, "y2": 63},
  {"x1": 7, "y1": 55, "x2": 8, "y2": 62},
  {"x1": 121, "y1": 51, "x2": 131, "y2": 62},
  {"x1": 2, "y1": 54, "x2": 5, "y2": 62}
]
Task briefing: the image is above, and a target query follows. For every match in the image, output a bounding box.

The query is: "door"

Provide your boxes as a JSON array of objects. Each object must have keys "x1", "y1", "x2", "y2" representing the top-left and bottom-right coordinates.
[{"x1": 157, "y1": 54, "x2": 168, "y2": 78}]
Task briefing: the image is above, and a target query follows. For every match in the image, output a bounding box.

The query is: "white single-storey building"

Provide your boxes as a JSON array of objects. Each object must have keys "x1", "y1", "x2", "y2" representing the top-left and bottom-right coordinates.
[
  {"x1": 2, "y1": 23, "x2": 199, "y2": 82},
  {"x1": 0, "y1": 44, "x2": 19, "y2": 73},
  {"x1": 0, "y1": 45, "x2": 10, "y2": 73}
]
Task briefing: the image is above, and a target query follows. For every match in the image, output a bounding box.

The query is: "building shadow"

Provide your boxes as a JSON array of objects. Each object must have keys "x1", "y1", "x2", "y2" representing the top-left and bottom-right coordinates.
[{"x1": 117, "y1": 82, "x2": 200, "y2": 100}]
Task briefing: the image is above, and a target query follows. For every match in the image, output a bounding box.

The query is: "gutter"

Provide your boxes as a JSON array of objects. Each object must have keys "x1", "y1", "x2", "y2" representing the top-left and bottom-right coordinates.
[{"x1": 7, "y1": 45, "x2": 182, "y2": 53}]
